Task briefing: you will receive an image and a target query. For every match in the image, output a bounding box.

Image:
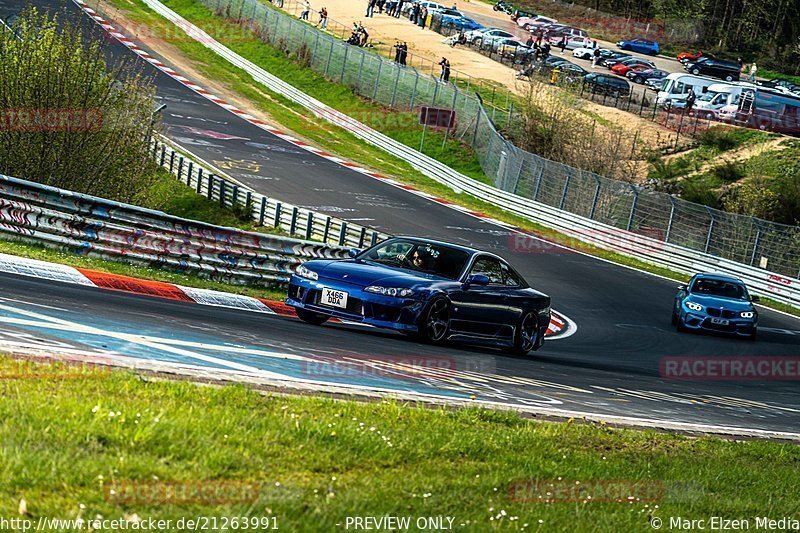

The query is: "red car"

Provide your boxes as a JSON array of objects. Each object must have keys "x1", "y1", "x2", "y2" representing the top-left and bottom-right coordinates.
[
  {"x1": 677, "y1": 50, "x2": 703, "y2": 63},
  {"x1": 611, "y1": 61, "x2": 652, "y2": 76}
]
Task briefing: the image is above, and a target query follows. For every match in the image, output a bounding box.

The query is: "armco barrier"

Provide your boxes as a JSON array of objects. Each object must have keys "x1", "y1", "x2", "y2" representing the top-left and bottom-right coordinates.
[
  {"x1": 133, "y1": 0, "x2": 799, "y2": 308},
  {"x1": 0, "y1": 170, "x2": 353, "y2": 286},
  {"x1": 150, "y1": 136, "x2": 388, "y2": 249}
]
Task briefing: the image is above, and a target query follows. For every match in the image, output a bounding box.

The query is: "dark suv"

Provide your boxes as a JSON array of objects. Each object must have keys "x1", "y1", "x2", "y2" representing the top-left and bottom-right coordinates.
[
  {"x1": 684, "y1": 57, "x2": 741, "y2": 82},
  {"x1": 583, "y1": 72, "x2": 631, "y2": 97}
]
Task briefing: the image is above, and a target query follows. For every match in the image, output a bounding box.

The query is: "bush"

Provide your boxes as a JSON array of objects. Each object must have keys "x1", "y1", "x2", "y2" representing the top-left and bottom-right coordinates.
[{"x1": 0, "y1": 9, "x2": 159, "y2": 202}]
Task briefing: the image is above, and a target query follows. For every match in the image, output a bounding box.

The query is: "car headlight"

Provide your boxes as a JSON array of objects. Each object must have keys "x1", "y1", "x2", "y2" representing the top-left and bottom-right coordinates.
[
  {"x1": 364, "y1": 286, "x2": 414, "y2": 298},
  {"x1": 686, "y1": 301, "x2": 703, "y2": 311},
  {"x1": 740, "y1": 311, "x2": 755, "y2": 318},
  {"x1": 295, "y1": 264, "x2": 318, "y2": 281}
]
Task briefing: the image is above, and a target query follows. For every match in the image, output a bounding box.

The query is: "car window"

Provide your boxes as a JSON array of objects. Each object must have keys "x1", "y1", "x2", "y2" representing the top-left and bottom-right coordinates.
[
  {"x1": 360, "y1": 239, "x2": 471, "y2": 280},
  {"x1": 501, "y1": 263, "x2": 523, "y2": 287},
  {"x1": 690, "y1": 278, "x2": 747, "y2": 299},
  {"x1": 470, "y1": 257, "x2": 504, "y2": 285}
]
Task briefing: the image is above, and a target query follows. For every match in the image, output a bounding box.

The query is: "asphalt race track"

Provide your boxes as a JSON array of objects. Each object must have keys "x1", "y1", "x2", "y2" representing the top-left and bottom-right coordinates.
[{"x1": 1, "y1": 0, "x2": 799, "y2": 435}]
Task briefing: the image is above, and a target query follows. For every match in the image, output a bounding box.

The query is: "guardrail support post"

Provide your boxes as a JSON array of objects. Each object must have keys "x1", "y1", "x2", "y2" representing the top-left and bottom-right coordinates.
[
  {"x1": 339, "y1": 222, "x2": 347, "y2": 246},
  {"x1": 355, "y1": 51, "x2": 366, "y2": 91},
  {"x1": 627, "y1": 185, "x2": 638, "y2": 232},
  {"x1": 197, "y1": 169, "x2": 204, "y2": 194},
  {"x1": 305, "y1": 212, "x2": 314, "y2": 240},
  {"x1": 186, "y1": 162, "x2": 193, "y2": 186},
  {"x1": 207, "y1": 175, "x2": 215, "y2": 200},
  {"x1": 323, "y1": 41, "x2": 334, "y2": 77},
  {"x1": 533, "y1": 165, "x2": 545, "y2": 202},
  {"x1": 290, "y1": 207, "x2": 298, "y2": 235},
  {"x1": 322, "y1": 216, "x2": 331, "y2": 243},
  {"x1": 259, "y1": 196, "x2": 267, "y2": 225},
  {"x1": 409, "y1": 71, "x2": 420, "y2": 110},
  {"x1": 169, "y1": 151, "x2": 176, "y2": 173},
  {"x1": 370, "y1": 232, "x2": 378, "y2": 246},
  {"x1": 220, "y1": 181, "x2": 227, "y2": 207},
  {"x1": 177, "y1": 157, "x2": 184, "y2": 180},
  {"x1": 340, "y1": 45, "x2": 349, "y2": 84},
  {"x1": 372, "y1": 60, "x2": 383, "y2": 101},
  {"x1": 390, "y1": 65, "x2": 402, "y2": 108},
  {"x1": 160, "y1": 146, "x2": 166, "y2": 166},
  {"x1": 274, "y1": 202, "x2": 282, "y2": 227},
  {"x1": 589, "y1": 175, "x2": 602, "y2": 220},
  {"x1": 358, "y1": 227, "x2": 367, "y2": 248}
]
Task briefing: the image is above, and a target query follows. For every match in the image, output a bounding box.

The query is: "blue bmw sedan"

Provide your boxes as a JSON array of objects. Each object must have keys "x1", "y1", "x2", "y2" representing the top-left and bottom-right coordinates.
[
  {"x1": 287, "y1": 237, "x2": 552, "y2": 354},
  {"x1": 673, "y1": 273, "x2": 759, "y2": 340}
]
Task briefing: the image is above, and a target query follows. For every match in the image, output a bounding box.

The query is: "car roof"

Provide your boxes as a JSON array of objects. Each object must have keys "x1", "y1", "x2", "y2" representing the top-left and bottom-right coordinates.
[
  {"x1": 390, "y1": 236, "x2": 495, "y2": 257},
  {"x1": 693, "y1": 272, "x2": 745, "y2": 284}
]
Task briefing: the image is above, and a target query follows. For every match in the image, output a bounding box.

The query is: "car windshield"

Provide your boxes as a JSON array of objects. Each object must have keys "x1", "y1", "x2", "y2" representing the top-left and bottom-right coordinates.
[
  {"x1": 359, "y1": 239, "x2": 471, "y2": 280},
  {"x1": 691, "y1": 278, "x2": 747, "y2": 299},
  {"x1": 699, "y1": 91, "x2": 719, "y2": 101}
]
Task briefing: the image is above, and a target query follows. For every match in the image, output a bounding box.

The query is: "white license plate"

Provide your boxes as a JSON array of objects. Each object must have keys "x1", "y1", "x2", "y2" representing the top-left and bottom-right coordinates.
[
  {"x1": 320, "y1": 288, "x2": 348, "y2": 309},
  {"x1": 711, "y1": 317, "x2": 729, "y2": 325}
]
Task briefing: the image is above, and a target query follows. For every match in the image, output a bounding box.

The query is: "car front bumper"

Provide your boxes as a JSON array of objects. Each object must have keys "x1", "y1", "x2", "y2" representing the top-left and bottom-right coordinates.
[
  {"x1": 681, "y1": 311, "x2": 757, "y2": 336},
  {"x1": 286, "y1": 276, "x2": 425, "y2": 333}
]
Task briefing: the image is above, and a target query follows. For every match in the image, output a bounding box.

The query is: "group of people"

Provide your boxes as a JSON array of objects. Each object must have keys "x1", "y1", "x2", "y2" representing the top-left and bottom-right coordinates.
[
  {"x1": 347, "y1": 21, "x2": 370, "y2": 47},
  {"x1": 363, "y1": 0, "x2": 431, "y2": 29},
  {"x1": 393, "y1": 41, "x2": 409, "y2": 66}
]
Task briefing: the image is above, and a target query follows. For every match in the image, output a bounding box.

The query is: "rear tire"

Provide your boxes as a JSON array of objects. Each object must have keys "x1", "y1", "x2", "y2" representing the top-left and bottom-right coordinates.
[
  {"x1": 416, "y1": 297, "x2": 451, "y2": 344},
  {"x1": 506, "y1": 311, "x2": 540, "y2": 355},
  {"x1": 296, "y1": 308, "x2": 330, "y2": 325}
]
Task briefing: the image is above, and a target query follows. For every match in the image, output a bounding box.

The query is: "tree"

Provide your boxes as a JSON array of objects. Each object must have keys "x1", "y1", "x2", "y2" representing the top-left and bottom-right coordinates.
[{"x1": 0, "y1": 8, "x2": 160, "y2": 202}]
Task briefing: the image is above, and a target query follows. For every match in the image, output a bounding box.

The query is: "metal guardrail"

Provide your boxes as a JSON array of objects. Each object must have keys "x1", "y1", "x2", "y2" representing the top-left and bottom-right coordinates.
[
  {"x1": 0, "y1": 170, "x2": 352, "y2": 286},
  {"x1": 150, "y1": 136, "x2": 388, "y2": 249},
  {"x1": 138, "y1": 0, "x2": 799, "y2": 307}
]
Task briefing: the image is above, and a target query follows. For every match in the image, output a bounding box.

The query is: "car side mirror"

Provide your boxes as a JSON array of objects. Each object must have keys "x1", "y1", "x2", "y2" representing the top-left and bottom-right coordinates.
[
  {"x1": 348, "y1": 248, "x2": 361, "y2": 258},
  {"x1": 463, "y1": 274, "x2": 490, "y2": 289},
  {"x1": 751, "y1": 295, "x2": 760, "y2": 302},
  {"x1": 677, "y1": 284, "x2": 687, "y2": 291}
]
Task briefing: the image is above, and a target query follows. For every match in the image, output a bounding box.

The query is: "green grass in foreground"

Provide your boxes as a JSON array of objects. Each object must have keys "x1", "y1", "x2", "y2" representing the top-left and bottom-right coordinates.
[
  {"x1": 1, "y1": 358, "x2": 798, "y2": 531},
  {"x1": 93, "y1": 0, "x2": 799, "y2": 318}
]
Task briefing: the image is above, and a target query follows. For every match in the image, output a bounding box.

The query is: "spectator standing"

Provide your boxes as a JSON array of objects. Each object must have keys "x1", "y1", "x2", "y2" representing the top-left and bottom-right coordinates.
[
  {"x1": 419, "y1": 7, "x2": 427, "y2": 28},
  {"x1": 592, "y1": 47, "x2": 600, "y2": 68},
  {"x1": 535, "y1": 30, "x2": 543, "y2": 46},
  {"x1": 525, "y1": 35, "x2": 533, "y2": 48},
  {"x1": 366, "y1": 0, "x2": 376, "y2": 18},
  {"x1": 394, "y1": 40, "x2": 403, "y2": 62},
  {"x1": 559, "y1": 35, "x2": 567, "y2": 54},
  {"x1": 411, "y1": 3, "x2": 420, "y2": 24},
  {"x1": 439, "y1": 57, "x2": 451, "y2": 83},
  {"x1": 317, "y1": 7, "x2": 328, "y2": 29},
  {"x1": 378, "y1": 0, "x2": 386, "y2": 13},
  {"x1": 685, "y1": 88, "x2": 696, "y2": 113},
  {"x1": 748, "y1": 62, "x2": 757, "y2": 81},
  {"x1": 395, "y1": 0, "x2": 405, "y2": 17},
  {"x1": 300, "y1": 0, "x2": 311, "y2": 20},
  {"x1": 400, "y1": 42, "x2": 408, "y2": 66}
]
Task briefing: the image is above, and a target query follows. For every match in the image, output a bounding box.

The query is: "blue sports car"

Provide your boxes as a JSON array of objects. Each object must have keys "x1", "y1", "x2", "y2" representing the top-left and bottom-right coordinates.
[
  {"x1": 440, "y1": 14, "x2": 483, "y2": 32},
  {"x1": 673, "y1": 273, "x2": 759, "y2": 340},
  {"x1": 616, "y1": 38, "x2": 660, "y2": 56},
  {"x1": 287, "y1": 237, "x2": 551, "y2": 354}
]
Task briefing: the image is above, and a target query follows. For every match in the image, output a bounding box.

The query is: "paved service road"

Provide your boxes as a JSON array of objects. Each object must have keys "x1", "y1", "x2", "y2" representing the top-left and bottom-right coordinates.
[{"x1": 1, "y1": 0, "x2": 798, "y2": 434}]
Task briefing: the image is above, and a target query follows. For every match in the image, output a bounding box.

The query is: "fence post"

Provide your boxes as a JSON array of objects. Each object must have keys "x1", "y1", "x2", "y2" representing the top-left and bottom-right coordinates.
[
  {"x1": 340, "y1": 44, "x2": 349, "y2": 84},
  {"x1": 186, "y1": 162, "x2": 193, "y2": 186},
  {"x1": 290, "y1": 207, "x2": 299, "y2": 235},
  {"x1": 704, "y1": 207, "x2": 715, "y2": 254},
  {"x1": 259, "y1": 196, "x2": 267, "y2": 225},
  {"x1": 665, "y1": 195, "x2": 676, "y2": 243},
  {"x1": 207, "y1": 175, "x2": 215, "y2": 200},
  {"x1": 322, "y1": 216, "x2": 331, "y2": 243},
  {"x1": 472, "y1": 108, "x2": 482, "y2": 146},
  {"x1": 589, "y1": 175, "x2": 602, "y2": 220},
  {"x1": 533, "y1": 165, "x2": 545, "y2": 202},
  {"x1": 311, "y1": 32, "x2": 320, "y2": 64},
  {"x1": 559, "y1": 171, "x2": 571, "y2": 210},
  {"x1": 169, "y1": 151, "x2": 176, "y2": 173},
  {"x1": 274, "y1": 202, "x2": 282, "y2": 227},
  {"x1": 627, "y1": 185, "x2": 638, "y2": 231},
  {"x1": 431, "y1": 76, "x2": 440, "y2": 106},
  {"x1": 356, "y1": 51, "x2": 366, "y2": 91},
  {"x1": 358, "y1": 227, "x2": 367, "y2": 248},
  {"x1": 305, "y1": 212, "x2": 314, "y2": 240},
  {"x1": 371, "y1": 232, "x2": 378, "y2": 246},
  {"x1": 159, "y1": 145, "x2": 166, "y2": 166},
  {"x1": 196, "y1": 168, "x2": 204, "y2": 194},
  {"x1": 372, "y1": 60, "x2": 383, "y2": 101},
  {"x1": 750, "y1": 221, "x2": 762, "y2": 266},
  {"x1": 390, "y1": 64, "x2": 402, "y2": 108},
  {"x1": 220, "y1": 181, "x2": 227, "y2": 207},
  {"x1": 323, "y1": 40, "x2": 335, "y2": 77},
  {"x1": 409, "y1": 70, "x2": 420, "y2": 110},
  {"x1": 338, "y1": 222, "x2": 347, "y2": 246}
]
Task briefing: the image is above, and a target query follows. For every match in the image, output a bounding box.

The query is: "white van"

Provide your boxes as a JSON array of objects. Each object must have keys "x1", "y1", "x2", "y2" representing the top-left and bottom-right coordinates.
[
  {"x1": 693, "y1": 82, "x2": 757, "y2": 119},
  {"x1": 656, "y1": 73, "x2": 719, "y2": 107}
]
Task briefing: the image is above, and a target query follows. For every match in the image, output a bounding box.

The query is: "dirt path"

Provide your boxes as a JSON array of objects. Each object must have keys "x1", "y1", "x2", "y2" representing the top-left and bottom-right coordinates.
[{"x1": 283, "y1": 0, "x2": 679, "y2": 148}]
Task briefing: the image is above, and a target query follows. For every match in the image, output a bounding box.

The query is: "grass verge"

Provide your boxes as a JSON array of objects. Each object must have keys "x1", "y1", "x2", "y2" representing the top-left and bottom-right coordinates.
[
  {"x1": 1, "y1": 357, "x2": 799, "y2": 531},
  {"x1": 89, "y1": 0, "x2": 799, "y2": 317}
]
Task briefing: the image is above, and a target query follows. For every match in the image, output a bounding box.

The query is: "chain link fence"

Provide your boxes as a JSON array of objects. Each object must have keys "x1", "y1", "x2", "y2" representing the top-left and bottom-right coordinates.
[{"x1": 200, "y1": 0, "x2": 799, "y2": 279}]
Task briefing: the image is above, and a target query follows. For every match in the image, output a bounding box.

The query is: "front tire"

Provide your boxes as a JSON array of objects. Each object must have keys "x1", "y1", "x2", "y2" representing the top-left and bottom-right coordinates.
[
  {"x1": 692, "y1": 68, "x2": 700, "y2": 75},
  {"x1": 296, "y1": 308, "x2": 330, "y2": 325},
  {"x1": 417, "y1": 297, "x2": 451, "y2": 344},
  {"x1": 634, "y1": 76, "x2": 643, "y2": 83}
]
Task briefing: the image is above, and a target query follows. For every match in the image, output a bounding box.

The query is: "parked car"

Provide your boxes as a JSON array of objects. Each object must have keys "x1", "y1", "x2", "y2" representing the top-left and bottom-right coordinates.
[
  {"x1": 546, "y1": 27, "x2": 588, "y2": 40},
  {"x1": 734, "y1": 88, "x2": 800, "y2": 135},
  {"x1": 677, "y1": 50, "x2": 704, "y2": 63},
  {"x1": 657, "y1": 73, "x2": 718, "y2": 107},
  {"x1": 611, "y1": 58, "x2": 656, "y2": 76},
  {"x1": 495, "y1": 38, "x2": 530, "y2": 57},
  {"x1": 522, "y1": 16, "x2": 557, "y2": 31},
  {"x1": 466, "y1": 28, "x2": 515, "y2": 47},
  {"x1": 548, "y1": 35, "x2": 591, "y2": 50},
  {"x1": 573, "y1": 46, "x2": 614, "y2": 61},
  {"x1": 601, "y1": 54, "x2": 634, "y2": 68},
  {"x1": 673, "y1": 273, "x2": 758, "y2": 340},
  {"x1": 684, "y1": 57, "x2": 741, "y2": 82},
  {"x1": 645, "y1": 76, "x2": 667, "y2": 91},
  {"x1": 403, "y1": 1, "x2": 445, "y2": 15},
  {"x1": 439, "y1": 14, "x2": 483, "y2": 32},
  {"x1": 552, "y1": 61, "x2": 588, "y2": 82},
  {"x1": 616, "y1": 38, "x2": 660, "y2": 55},
  {"x1": 692, "y1": 82, "x2": 753, "y2": 120},
  {"x1": 583, "y1": 72, "x2": 631, "y2": 97},
  {"x1": 511, "y1": 9, "x2": 537, "y2": 22},
  {"x1": 626, "y1": 68, "x2": 669, "y2": 84},
  {"x1": 287, "y1": 237, "x2": 552, "y2": 354}
]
